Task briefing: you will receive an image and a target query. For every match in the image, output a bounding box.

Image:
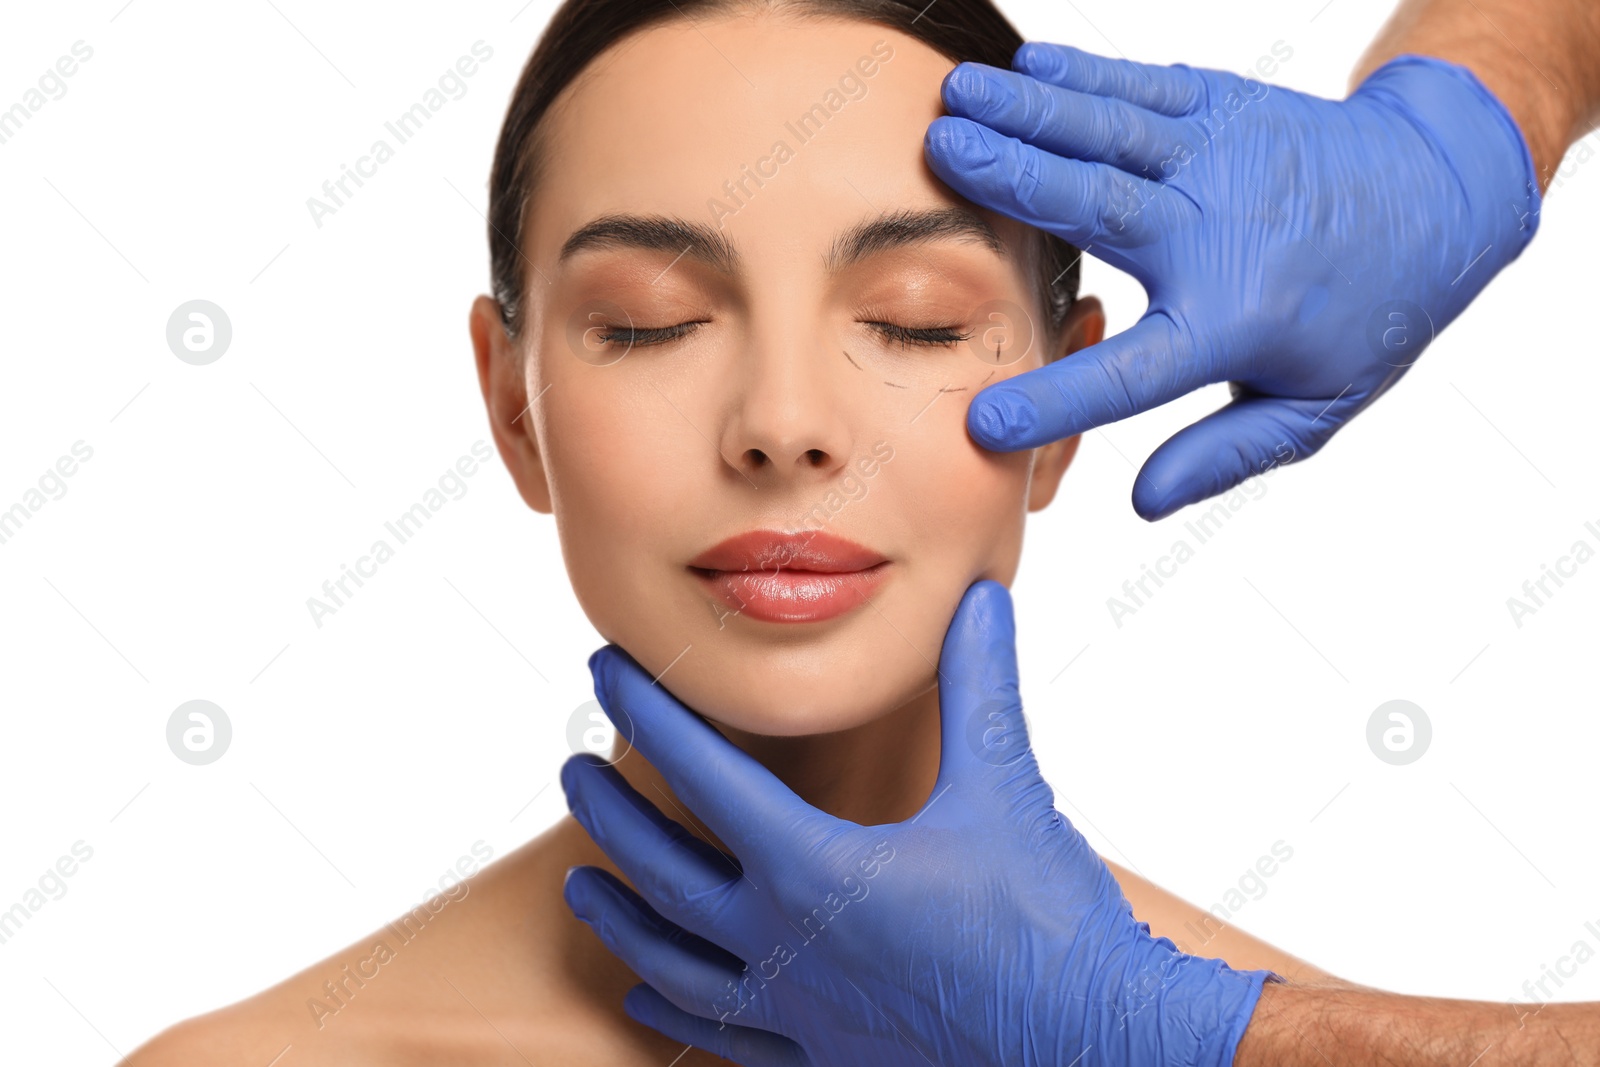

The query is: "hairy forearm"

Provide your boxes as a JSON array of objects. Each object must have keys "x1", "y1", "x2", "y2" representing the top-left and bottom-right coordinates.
[
  {"x1": 1235, "y1": 980, "x2": 1600, "y2": 1065},
  {"x1": 1351, "y1": 0, "x2": 1600, "y2": 189}
]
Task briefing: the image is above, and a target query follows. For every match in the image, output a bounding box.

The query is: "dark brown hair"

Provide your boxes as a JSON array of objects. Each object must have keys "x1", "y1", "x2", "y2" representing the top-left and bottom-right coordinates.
[{"x1": 487, "y1": 0, "x2": 1080, "y2": 344}]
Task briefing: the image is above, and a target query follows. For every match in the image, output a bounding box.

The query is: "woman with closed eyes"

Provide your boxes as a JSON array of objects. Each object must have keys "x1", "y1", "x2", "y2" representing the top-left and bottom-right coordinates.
[{"x1": 130, "y1": 1, "x2": 1337, "y2": 1062}]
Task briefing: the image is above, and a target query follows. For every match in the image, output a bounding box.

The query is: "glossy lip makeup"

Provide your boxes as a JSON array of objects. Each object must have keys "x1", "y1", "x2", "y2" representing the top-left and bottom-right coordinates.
[{"x1": 688, "y1": 529, "x2": 890, "y2": 624}]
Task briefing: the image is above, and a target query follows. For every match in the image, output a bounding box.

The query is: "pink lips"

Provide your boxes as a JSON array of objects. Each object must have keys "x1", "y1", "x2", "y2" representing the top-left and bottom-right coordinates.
[{"x1": 687, "y1": 529, "x2": 890, "y2": 624}]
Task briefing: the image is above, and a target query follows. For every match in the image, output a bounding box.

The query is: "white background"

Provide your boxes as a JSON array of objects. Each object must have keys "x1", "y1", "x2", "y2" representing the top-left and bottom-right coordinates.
[{"x1": 1, "y1": 0, "x2": 1596, "y2": 1061}]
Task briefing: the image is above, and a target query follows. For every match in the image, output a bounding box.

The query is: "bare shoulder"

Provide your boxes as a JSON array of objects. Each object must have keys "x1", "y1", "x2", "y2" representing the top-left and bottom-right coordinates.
[
  {"x1": 123, "y1": 993, "x2": 329, "y2": 1067},
  {"x1": 124, "y1": 821, "x2": 637, "y2": 1066},
  {"x1": 122, "y1": 990, "x2": 614, "y2": 1067}
]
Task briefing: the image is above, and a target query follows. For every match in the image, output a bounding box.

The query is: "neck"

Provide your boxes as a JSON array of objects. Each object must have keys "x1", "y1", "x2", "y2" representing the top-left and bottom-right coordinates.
[
  {"x1": 613, "y1": 680, "x2": 943, "y2": 841},
  {"x1": 544, "y1": 682, "x2": 942, "y2": 1054}
]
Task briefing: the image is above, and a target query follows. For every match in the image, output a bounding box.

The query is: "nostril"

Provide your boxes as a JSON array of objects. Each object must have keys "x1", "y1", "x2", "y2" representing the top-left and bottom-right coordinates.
[{"x1": 805, "y1": 449, "x2": 826, "y2": 466}]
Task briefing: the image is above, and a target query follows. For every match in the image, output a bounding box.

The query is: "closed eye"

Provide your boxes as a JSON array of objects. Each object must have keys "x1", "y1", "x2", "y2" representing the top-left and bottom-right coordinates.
[
  {"x1": 590, "y1": 320, "x2": 973, "y2": 349},
  {"x1": 867, "y1": 322, "x2": 972, "y2": 348},
  {"x1": 593, "y1": 321, "x2": 705, "y2": 348}
]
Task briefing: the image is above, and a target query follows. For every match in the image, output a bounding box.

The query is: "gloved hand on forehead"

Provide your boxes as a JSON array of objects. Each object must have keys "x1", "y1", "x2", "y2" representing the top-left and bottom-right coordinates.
[
  {"x1": 925, "y1": 44, "x2": 1540, "y2": 520},
  {"x1": 561, "y1": 580, "x2": 1280, "y2": 1067}
]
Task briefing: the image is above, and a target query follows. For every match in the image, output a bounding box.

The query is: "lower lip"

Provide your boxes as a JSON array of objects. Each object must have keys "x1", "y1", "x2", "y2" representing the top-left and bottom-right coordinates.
[{"x1": 691, "y1": 562, "x2": 890, "y2": 624}]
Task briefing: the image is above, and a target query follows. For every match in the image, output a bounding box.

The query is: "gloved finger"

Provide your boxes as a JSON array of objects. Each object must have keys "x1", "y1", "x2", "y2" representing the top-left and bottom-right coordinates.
[
  {"x1": 561, "y1": 754, "x2": 760, "y2": 951},
  {"x1": 1129, "y1": 391, "x2": 1345, "y2": 520},
  {"x1": 588, "y1": 645, "x2": 846, "y2": 872},
  {"x1": 924, "y1": 116, "x2": 1175, "y2": 257},
  {"x1": 563, "y1": 867, "x2": 781, "y2": 1032},
  {"x1": 624, "y1": 984, "x2": 808, "y2": 1067},
  {"x1": 942, "y1": 62, "x2": 1196, "y2": 175},
  {"x1": 967, "y1": 313, "x2": 1205, "y2": 452},
  {"x1": 932, "y1": 580, "x2": 1046, "y2": 807},
  {"x1": 1011, "y1": 42, "x2": 1205, "y2": 118}
]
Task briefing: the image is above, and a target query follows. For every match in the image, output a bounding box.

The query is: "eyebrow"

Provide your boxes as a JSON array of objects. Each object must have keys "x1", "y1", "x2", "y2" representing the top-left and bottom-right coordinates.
[{"x1": 556, "y1": 207, "x2": 1006, "y2": 277}]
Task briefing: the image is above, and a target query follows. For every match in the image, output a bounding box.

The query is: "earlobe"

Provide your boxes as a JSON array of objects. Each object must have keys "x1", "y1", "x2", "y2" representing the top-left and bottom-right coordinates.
[
  {"x1": 1026, "y1": 435, "x2": 1080, "y2": 511},
  {"x1": 1060, "y1": 295, "x2": 1106, "y2": 354},
  {"x1": 470, "y1": 294, "x2": 553, "y2": 514}
]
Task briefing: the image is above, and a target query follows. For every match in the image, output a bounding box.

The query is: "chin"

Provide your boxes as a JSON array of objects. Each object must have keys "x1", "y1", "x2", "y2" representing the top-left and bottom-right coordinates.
[
  {"x1": 637, "y1": 632, "x2": 935, "y2": 738},
  {"x1": 584, "y1": 562, "x2": 964, "y2": 737}
]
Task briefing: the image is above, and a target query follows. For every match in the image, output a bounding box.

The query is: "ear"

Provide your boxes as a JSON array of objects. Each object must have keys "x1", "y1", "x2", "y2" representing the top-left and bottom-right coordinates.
[
  {"x1": 470, "y1": 294, "x2": 553, "y2": 513},
  {"x1": 1027, "y1": 296, "x2": 1104, "y2": 512}
]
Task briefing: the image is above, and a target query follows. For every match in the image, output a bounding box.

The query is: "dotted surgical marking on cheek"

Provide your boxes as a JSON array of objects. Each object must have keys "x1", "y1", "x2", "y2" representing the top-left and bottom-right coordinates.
[
  {"x1": 844, "y1": 347, "x2": 907, "y2": 390},
  {"x1": 978, "y1": 369, "x2": 995, "y2": 387},
  {"x1": 938, "y1": 385, "x2": 967, "y2": 393}
]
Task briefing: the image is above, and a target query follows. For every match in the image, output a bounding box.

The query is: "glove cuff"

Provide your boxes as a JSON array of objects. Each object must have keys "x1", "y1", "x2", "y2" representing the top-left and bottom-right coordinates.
[
  {"x1": 1352, "y1": 54, "x2": 1541, "y2": 323},
  {"x1": 1077, "y1": 934, "x2": 1281, "y2": 1067}
]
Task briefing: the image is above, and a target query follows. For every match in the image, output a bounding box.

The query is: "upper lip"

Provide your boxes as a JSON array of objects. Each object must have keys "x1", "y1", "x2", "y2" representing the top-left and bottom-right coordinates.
[{"x1": 688, "y1": 529, "x2": 888, "y2": 574}]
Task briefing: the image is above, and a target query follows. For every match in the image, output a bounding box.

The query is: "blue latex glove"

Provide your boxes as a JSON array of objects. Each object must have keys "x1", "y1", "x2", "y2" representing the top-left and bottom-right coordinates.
[
  {"x1": 925, "y1": 46, "x2": 1541, "y2": 519},
  {"x1": 561, "y1": 581, "x2": 1279, "y2": 1066}
]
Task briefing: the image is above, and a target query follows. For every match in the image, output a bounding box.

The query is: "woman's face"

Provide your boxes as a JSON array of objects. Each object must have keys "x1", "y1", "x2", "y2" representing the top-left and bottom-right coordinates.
[{"x1": 472, "y1": 10, "x2": 1102, "y2": 736}]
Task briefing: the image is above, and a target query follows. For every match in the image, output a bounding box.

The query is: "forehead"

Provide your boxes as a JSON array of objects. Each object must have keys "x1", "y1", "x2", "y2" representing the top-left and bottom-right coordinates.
[{"x1": 528, "y1": 10, "x2": 1030, "y2": 265}]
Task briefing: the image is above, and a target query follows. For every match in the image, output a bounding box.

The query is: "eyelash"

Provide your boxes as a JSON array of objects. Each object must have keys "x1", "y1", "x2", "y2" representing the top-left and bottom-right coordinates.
[
  {"x1": 593, "y1": 322, "x2": 703, "y2": 348},
  {"x1": 867, "y1": 322, "x2": 972, "y2": 348},
  {"x1": 589, "y1": 321, "x2": 973, "y2": 349}
]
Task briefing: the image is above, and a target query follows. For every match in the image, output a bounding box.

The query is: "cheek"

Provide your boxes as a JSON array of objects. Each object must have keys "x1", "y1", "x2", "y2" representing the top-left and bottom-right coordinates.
[
  {"x1": 889, "y1": 399, "x2": 1034, "y2": 575},
  {"x1": 535, "y1": 368, "x2": 694, "y2": 642}
]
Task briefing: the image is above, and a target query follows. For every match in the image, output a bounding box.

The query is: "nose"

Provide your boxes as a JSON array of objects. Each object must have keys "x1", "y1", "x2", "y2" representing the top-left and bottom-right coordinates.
[{"x1": 718, "y1": 332, "x2": 856, "y2": 488}]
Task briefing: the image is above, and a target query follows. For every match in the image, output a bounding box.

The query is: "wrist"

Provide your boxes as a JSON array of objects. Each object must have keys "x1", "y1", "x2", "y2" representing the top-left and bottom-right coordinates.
[
  {"x1": 1352, "y1": 54, "x2": 1541, "y2": 319},
  {"x1": 1347, "y1": 2, "x2": 1597, "y2": 193},
  {"x1": 1078, "y1": 933, "x2": 1280, "y2": 1067}
]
